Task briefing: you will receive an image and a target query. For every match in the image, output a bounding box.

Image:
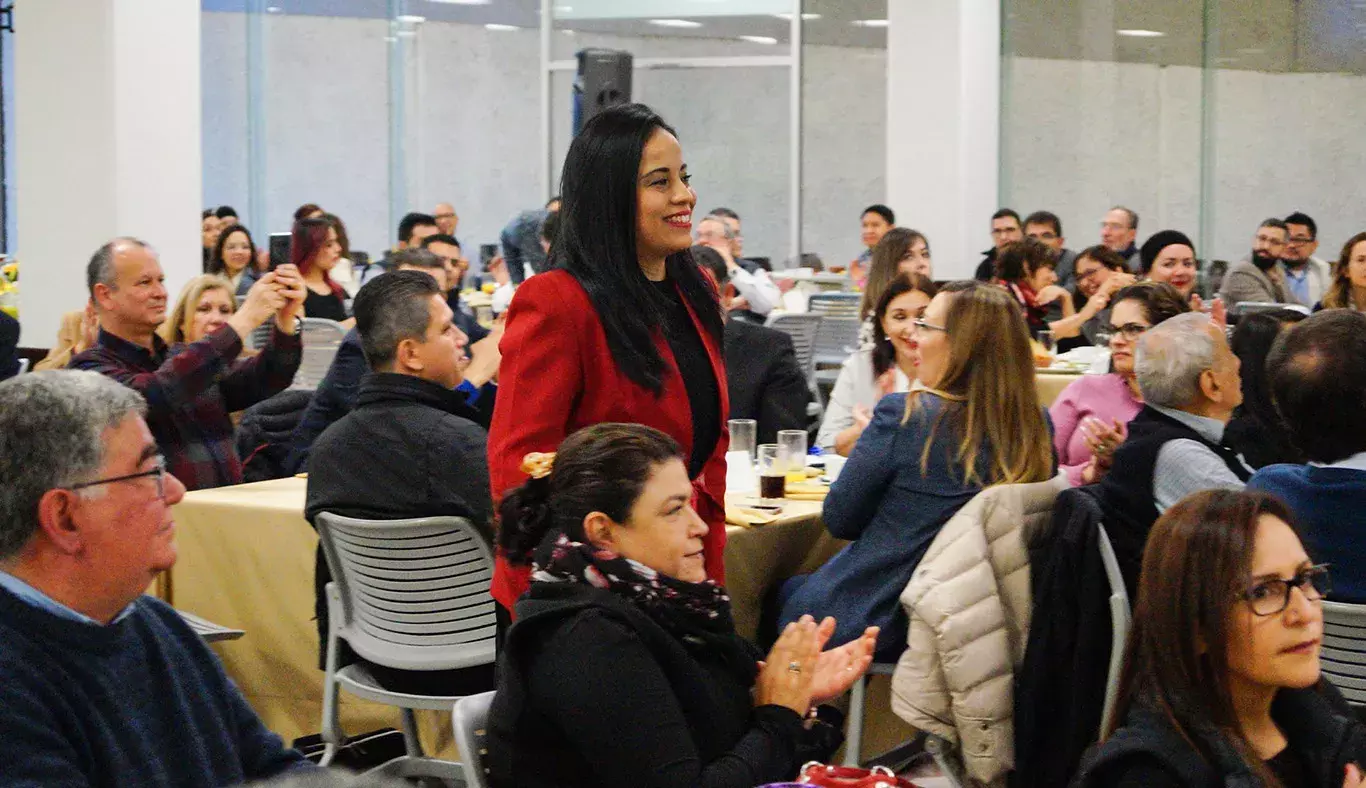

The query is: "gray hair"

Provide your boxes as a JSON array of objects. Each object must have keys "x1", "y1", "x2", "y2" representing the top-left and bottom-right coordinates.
[
  {"x1": 697, "y1": 214, "x2": 736, "y2": 240},
  {"x1": 0, "y1": 371, "x2": 146, "y2": 560},
  {"x1": 351, "y1": 269, "x2": 442, "y2": 370},
  {"x1": 1111, "y1": 205, "x2": 1139, "y2": 231},
  {"x1": 87, "y1": 236, "x2": 152, "y2": 298},
  {"x1": 1135, "y1": 312, "x2": 1216, "y2": 408}
]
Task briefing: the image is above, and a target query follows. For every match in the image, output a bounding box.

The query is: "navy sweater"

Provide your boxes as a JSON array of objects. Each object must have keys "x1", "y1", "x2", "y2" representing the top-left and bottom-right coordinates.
[
  {"x1": 0, "y1": 586, "x2": 311, "y2": 787},
  {"x1": 1249, "y1": 463, "x2": 1366, "y2": 602}
]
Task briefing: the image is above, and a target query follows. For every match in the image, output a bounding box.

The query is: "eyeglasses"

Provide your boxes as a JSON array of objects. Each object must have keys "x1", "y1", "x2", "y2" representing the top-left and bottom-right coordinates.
[
  {"x1": 1075, "y1": 266, "x2": 1105, "y2": 282},
  {"x1": 1286, "y1": 236, "x2": 1315, "y2": 246},
  {"x1": 1028, "y1": 232, "x2": 1059, "y2": 242},
  {"x1": 1255, "y1": 234, "x2": 1286, "y2": 246},
  {"x1": 1096, "y1": 323, "x2": 1150, "y2": 344},
  {"x1": 68, "y1": 457, "x2": 168, "y2": 500},
  {"x1": 1242, "y1": 564, "x2": 1331, "y2": 616},
  {"x1": 910, "y1": 318, "x2": 947, "y2": 334},
  {"x1": 433, "y1": 213, "x2": 456, "y2": 220}
]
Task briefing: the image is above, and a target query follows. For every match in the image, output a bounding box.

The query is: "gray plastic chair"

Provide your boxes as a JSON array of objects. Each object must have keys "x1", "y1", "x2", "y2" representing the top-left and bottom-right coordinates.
[
  {"x1": 808, "y1": 292, "x2": 862, "y2": 319},
  {"x1": 1228, "y1": 301, "x2": 1311, "y2": 321},
  {"x1": 293, "y1": 317, "x2": 346, "y2": 390},
  {"x1": 15, "y1": 357, "x2": 29, "y2": 375},
  {"x1": 1096, "y1": 522, "x2": 1132, "y2": 737},
  {"x1": 247, "y1": 322, "x2": 272, "y2": 351},
  {"x1": 764, "y1": 312, "x2": 822, "y2": 382},
  {"x1": 453, "y1": 691, "x2": 496, "y2": 788},
  {"x1": 1321, "y1": 600, "x2": 1366, "y2": 706},
  {"x1": 843, "y1": 661, "x2": 896, "y2": 766},
  {"x1": 316, "y1": 512, "x2": 497, "y2": 781}
]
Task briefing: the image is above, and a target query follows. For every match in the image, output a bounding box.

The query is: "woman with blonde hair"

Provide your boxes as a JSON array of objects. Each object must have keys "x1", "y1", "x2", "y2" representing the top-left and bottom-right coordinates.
[
  {"x1": 780, "y1": 281, "x2": 1055, "y2": 656},
  {"x1": 159, "y1": 275, "x2": 238, "y2": 345}
]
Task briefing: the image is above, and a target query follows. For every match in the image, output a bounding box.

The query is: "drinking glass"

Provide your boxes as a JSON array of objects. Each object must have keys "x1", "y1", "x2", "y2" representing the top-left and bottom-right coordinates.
[
  {"x1": 777, "y1": 430, "x2": 808, "y2": 483},
  {"x1": 728, "y1": 419, "x2": 757, "y2": 461},
  {"x1": 1037, "y1": 330, "x2": 1056, "y2": 359},
  {"x1": 757, "y1": 444, "x2": 786, "y2": 500}
]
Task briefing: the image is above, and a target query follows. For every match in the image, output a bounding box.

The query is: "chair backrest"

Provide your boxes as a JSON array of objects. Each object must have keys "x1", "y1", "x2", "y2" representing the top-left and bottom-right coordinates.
[
  {"x1": 812, "y1": 316, "x2": 861, "y2": 365},
  {"x1": 1321, "y1": 600, "x2": 1366, "y2": 705},
  {"x1": 1096, "y1": 522, "x2": 1132, "y2": 737},
  {"x1": 764, "y1": 313, "x2": 821, "y2": 380},
  {"x1": 808, "y1": 292, "x2": 862, "y2": 318},
  {"x1": 1228, "y1": 301, "x2": 1310, "y2": 321},
  {"x1": 293, "y1": 318, "x2": 347, "y2": 390},
  {"x1": 316, "y1": 512, "x2": 497, "y2": 672},
  {"x1": 453, "y1": 691, "x2": 496, "y2": 788},
  {"x1": 247, "y1": 323, "x2": 272, "y2": 351}
]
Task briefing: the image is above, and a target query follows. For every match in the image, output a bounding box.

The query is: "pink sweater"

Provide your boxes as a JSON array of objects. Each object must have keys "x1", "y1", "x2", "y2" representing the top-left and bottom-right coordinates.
[{"x1": 1049, "y1": 373, "x2": 1143, "y2": 486}]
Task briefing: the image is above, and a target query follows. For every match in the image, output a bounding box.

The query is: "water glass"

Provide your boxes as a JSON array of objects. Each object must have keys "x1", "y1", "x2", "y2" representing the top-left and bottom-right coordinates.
[
  {"x1": 1037, "y1": 330, "x2": 1056, "y2": 358},
  {"x1": 728, "y1": 419, "x2": 757, "y2": 461},
  {"x1": 777, "y1": 430, "x2": 808, "y2": 483}
]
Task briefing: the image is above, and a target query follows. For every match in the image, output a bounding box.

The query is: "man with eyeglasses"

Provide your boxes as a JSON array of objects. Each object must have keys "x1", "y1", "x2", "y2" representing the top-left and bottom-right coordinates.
[
  {"x1": 433, "y1": 202, "x2": 459, "y2": 236},
  {"x1": 1099, "y1": 206, "x2": 1142, "y2": 272},
  {"x1": 1024, "y1": 210, "x2": 1080, "y2": 291},
  {"x1": 973, "y1": 208, "x2": 1025, "y2": 281},
  {"x1": 1250, "y1": 310, "x2": 1366, "y2": 602},
  {"x1": 1220, "y1": 218, "x2": 1293, "y2": 308},
  {"x1": 0, "y1": 370, "x2": 314, "y2": 785},
  {"x1": 1279, "y1": 211, "x2": 1333, "y2": 307}
]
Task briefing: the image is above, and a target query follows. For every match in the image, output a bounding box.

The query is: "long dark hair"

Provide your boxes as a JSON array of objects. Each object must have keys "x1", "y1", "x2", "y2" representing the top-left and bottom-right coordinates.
[
  {"x1": 497, "y1": 423, "x2": 684, "y2": 564},
  {"x1": 207, "y1": 224, "x2": 257, "y2": 278},
  {"x1": 1107, "y1": 490, "x2": 1303, "y2": 783},
  {"x1": 871, "y1": 272, "x2": 938, "y2": 378},
  {"x1": 860, "y1": 228, "x2": 929, "y2": 320},
  {"x1": 1324, "y1": 231, "x2": 1366, "y2": 310},
  {"x1": 1230, "y1": 310, "x2": 1305, "y2": 443},
  {"x1": 553, "y1": 103, "x2": 723, "y2": 395}
]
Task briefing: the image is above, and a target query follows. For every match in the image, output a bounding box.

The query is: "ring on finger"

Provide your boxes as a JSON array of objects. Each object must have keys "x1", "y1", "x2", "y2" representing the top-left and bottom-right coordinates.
[{"x1": 786, "y1": 661, "x2": 802, "y2": 674}]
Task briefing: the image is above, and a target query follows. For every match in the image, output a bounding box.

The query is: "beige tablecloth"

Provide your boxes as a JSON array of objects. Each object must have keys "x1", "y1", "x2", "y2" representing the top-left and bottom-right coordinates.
[
  {"x1": 1035, "y1": 371, "x2": 1083, "y2": 407},
  {"x1": 164, "y1": 478, "x2": 918, "y2": 756}
]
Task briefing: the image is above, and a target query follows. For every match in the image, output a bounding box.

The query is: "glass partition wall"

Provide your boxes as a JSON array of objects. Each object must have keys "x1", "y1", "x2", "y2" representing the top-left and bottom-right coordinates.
[
  {"x1": 202, "y1": 0, "x2": 888, "y2": 269},
  {"x1": 1000, "y1": 0, "x2": 1366, "y2": 280}
]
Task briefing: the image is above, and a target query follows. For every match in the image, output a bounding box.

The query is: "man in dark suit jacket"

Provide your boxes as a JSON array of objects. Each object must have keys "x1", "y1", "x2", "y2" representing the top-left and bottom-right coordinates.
[
  {"x1": 694, "y1": 246, "x2": 811, "y2": 443},
  {"x1": 304, "y1": 270, "x2": 494, "y2": 695}
]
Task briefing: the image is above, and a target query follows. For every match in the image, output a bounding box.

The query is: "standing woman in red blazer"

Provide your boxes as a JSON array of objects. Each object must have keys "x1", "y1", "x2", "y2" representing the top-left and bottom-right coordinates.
[{"x1": 489, "y1": 103, "x2": 729, "y2": 622}]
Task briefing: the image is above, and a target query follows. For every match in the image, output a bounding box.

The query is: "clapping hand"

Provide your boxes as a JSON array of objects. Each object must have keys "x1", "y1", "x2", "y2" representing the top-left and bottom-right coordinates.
[
  {"x1": 1080, "y1": 416, "x2": 1126, "y2": 459},
  {"x1": 808, "y1": 617, "x2": 878, "y2": 704}
]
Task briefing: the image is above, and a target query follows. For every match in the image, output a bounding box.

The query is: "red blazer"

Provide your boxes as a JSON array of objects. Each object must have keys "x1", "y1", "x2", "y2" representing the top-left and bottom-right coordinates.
[{"x1": 488, "y1": 270, "x2": 731, "y2": 613}]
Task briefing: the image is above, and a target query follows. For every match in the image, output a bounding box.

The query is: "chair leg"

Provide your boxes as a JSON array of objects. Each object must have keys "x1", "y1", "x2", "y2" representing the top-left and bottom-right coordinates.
[
  {"x1": 319, "y1": 631, "x2": 344, "y2": 767},
  {"x1": 844, "y1": 674, "x2": 867, "y2": 766},
  {"x1": 400, "y1": 707, "x2": 424, "y2": 758}
]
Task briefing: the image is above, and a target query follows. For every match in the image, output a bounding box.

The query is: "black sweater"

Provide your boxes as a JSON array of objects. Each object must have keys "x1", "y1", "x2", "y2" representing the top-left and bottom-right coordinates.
[
  {"x1": 1074, "y1": 684, "x2": 1366, "y2": 788},
  {"x1": 653, "y1": 278, "x2": 721, "y2": 478},
  {"x1": 0, "y1": 586, "x2": 310, "y2": 786},
  {"x1": 486, "y1": 582, "x2": 839, "y2": 788}
]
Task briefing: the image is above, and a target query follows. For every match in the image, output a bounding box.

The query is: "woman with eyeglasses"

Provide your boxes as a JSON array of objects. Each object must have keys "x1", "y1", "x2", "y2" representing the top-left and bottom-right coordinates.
[
  {"x1": 1050, "y1": 282, "x2": 1190, "y2": 486},
  {"x1": 1074, "y1": 489, "x2": 1366, "y2": 788},
  {"x1": 779, "y1": 281, "x2": 1055, "y2": 657}
]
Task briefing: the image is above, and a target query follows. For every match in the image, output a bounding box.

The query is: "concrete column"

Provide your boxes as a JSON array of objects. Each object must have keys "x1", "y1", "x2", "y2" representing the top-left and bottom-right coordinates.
[
  {"x1": 16, "y1": 0, "x2": 201, "y2": 343},
  {"x1": 886, "y1": 0, "x2": 1001, "y2": 280}
]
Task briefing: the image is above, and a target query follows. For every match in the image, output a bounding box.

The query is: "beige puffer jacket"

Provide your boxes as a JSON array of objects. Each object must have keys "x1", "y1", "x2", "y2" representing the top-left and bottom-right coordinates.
[{"x1": 889, "y1": 473, "x2": 1068, "y2": 787}]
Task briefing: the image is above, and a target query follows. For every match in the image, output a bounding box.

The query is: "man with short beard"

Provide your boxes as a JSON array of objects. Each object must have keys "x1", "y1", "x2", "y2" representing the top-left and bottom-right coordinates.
[{"x1": 1219, "y1": 218, "x2": 1293, "y2": 308}]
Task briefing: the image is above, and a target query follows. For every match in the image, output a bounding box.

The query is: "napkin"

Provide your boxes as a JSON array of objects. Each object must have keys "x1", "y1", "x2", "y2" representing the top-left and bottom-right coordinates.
[{"x1": 726, "y1": 506, "x2": 781, "y2": 527}]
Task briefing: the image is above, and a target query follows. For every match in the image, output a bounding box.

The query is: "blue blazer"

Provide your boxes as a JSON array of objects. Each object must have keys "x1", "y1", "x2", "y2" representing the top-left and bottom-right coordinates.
[{"x1": 780, "y1": 392, "x2": 1005, "y2": 655}]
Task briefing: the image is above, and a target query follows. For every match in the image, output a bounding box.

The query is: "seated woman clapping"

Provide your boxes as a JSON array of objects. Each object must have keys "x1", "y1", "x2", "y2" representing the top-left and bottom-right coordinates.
[
  {"x1": 486, "y1": 423, "x2": 877, "y2": 788},
  {"x1": 1075, "y1": 490, "x2": 1366, "y2": 788},
  {"x1": 781, "y1": 281, "x2": 1055, "y2": 658}
]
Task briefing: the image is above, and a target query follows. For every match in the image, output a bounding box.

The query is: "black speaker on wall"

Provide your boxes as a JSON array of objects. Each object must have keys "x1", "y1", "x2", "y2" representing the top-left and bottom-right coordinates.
[{"x1": 573, "y1": 48, "x2": 633, "y2": 135}]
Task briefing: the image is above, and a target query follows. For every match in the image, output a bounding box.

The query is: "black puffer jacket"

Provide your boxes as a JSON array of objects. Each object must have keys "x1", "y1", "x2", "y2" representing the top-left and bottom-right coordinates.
[
  {"x1": 1072, "y1": 683, "x2": 1366, "y2": 787},
  {"x1": 235, "y1": 389, "x2": 313, "y2": 483}
]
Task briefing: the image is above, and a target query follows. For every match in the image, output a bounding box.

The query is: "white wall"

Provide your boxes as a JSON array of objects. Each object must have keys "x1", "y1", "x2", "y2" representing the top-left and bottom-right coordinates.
[
  {"x1": 1003, "y1": 57, "x2": 1366, "y2": 266},
  {"x1": 17, "y1": 0, "x2": 201, "y2": 342},
  {"x1": 201, "y1": 12, "x2": 887, "y2": 269}
]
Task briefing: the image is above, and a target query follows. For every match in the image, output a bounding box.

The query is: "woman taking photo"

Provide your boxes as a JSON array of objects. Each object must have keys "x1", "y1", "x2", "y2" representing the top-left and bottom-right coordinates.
[
  {"x1": 782, "y1": 281, "x2": 1055, "y2": 655},
  {"x1": 1050, "y1": 282, "x2": 1190, "y2": 486},
  {"x1": 1317, "y1": 231, "x2": 1366, "y2": 312},
  {"x1": 487, "y1": 423, "x2": 876, "y2": 788},
  {"x1": 997, "y1": 238, "x2": 1110, "y2": 340},
  {"x1": 489, "y1": 104, "x2": 729, "y2": 623},
  {"x1": 291, "y1": 216, "x2": 351, "y2": 326},
  {"x1": 817, "y1": 272, "x2": 938, "y2": 455},
  {"x1": 159, "y1": 275, "x2": 239, "y2": 345},
  {"x1": 1075, "y1": 489, "x2": 1366, "y2": 788},
  {"x1": 208, "y1": 224, "x2": 261, "y2": 297}
]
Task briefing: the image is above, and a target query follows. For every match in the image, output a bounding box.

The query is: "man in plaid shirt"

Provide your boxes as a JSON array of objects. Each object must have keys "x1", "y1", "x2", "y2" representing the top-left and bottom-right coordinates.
[{"x1": 71, "y1": 237, "x2": 306, "y2": 490}]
